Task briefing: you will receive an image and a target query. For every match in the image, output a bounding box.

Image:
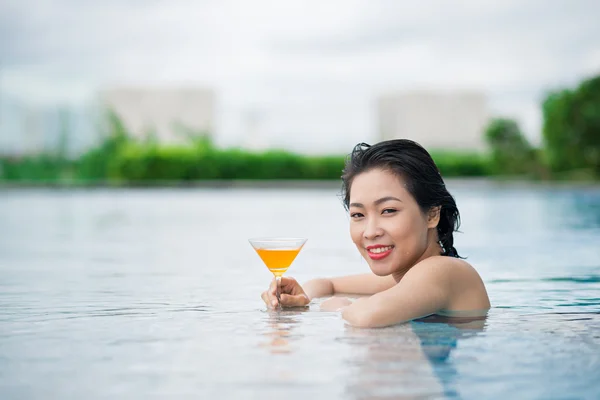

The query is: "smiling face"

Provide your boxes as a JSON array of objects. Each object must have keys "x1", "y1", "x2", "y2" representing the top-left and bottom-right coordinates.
[{"x1": 348, "y1": 168, "x2": 442, "y2": 280}]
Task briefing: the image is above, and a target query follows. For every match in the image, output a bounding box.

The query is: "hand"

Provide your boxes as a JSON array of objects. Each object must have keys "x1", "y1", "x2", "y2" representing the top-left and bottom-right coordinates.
[{"x1": 261, "y1": 277, "x2": 310, "y2": 309}]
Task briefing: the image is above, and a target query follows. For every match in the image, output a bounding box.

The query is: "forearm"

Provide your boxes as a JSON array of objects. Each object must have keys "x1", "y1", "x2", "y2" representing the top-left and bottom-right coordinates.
[
  {"x1": 303, "y1": 273, "x2": 395, "y2": 300},
  {"x1": 341, "y1": 277, "x2": 448, "y2": 328},
  {"x1": 303, "y1": 278, "x2": 334, "y2": 300},
  {"x1": 341, "y1": 295, "x2": 407, "y2": 328}
]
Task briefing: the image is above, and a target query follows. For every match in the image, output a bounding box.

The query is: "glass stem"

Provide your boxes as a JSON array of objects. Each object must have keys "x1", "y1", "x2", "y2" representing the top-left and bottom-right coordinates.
[{"x1": 276, "y1": 276, "x2": 282, "y2": 309}]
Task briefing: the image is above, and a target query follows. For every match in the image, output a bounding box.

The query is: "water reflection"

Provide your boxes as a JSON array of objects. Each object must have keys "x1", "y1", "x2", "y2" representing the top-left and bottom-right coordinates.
[
  {"x1": 343, "y1": 317, "x2": 486, "y2": 399},
  {"x1": 258, "y1": 310, "x2": 307, "y2": 354}
]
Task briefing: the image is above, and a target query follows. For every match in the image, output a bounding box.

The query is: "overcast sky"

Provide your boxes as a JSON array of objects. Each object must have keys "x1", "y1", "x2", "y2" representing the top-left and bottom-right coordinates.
[{"x1": 1, "y1": 0, "x2": 599, "y2": 151}]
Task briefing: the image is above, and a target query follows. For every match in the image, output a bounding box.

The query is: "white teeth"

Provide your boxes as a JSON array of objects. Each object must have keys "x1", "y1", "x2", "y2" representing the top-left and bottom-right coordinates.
[{"x1": 368, "y1": 246, "x2": 393, "y2": 254}]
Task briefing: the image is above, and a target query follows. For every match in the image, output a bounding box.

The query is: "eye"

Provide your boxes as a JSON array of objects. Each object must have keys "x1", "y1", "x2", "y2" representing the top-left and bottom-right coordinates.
[
  {"x1": 382, "y1": 208, "x2": 397, "y2": 215},
  {"x1": 350, "y1": 212, "x2": 364, "y2": 219}
]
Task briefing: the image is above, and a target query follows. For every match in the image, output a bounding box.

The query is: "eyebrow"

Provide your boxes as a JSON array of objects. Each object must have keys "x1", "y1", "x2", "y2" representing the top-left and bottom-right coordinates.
[{"x1": 349, "y1": 196, "x2": 402, "y2": 208}]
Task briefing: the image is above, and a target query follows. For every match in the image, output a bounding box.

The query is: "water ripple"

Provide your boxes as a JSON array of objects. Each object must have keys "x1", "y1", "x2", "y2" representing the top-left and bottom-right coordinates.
[{"x1": 1, "y1": 186, "x2": 599, "y2": 399}]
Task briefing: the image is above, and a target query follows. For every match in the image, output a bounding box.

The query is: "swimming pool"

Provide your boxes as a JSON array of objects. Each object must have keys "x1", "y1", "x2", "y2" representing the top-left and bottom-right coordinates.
[{"x1": 1, "y1": 181, "x2": 599, "y2": 399}]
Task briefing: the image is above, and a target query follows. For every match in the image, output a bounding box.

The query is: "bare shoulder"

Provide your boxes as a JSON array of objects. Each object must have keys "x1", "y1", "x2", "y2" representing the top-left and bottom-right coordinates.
[
  {"x1": 406, "y1": 256, "x2": 490, "y2": 310},
  {"x1": 409, "y1": 255, "x2": 481, "y2": 278}
]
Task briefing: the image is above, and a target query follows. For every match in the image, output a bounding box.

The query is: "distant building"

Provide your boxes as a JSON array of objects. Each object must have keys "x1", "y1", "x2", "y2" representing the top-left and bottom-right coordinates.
[
  {"x1": 98, "y1": 87, "x2": 215, "y2": 143},
  {"x1": 0, "y1": 94, "x2": 106, "y2": 157},
  {"x1": 377, "y1": 91, "x2": 488, "y2": 151}
]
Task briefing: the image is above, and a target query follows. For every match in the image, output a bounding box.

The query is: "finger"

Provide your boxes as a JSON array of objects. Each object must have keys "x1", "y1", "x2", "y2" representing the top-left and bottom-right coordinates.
[
  {"x1": 261, "y1": 291, "x2": 277, "y2": 309},
  {"x1": 280, "y1": 276, "x2": 296, "y2": 286},
  {"x1": 261, "y1": 291, "x2": 269, "y2": 306},
  {"x1": 268, "y1": 279, "x2": 280, "y2": 307},
  {"x1": 280, "y1": 294, "x2": 309, "y2": 307},
  {"x1": 269, "y1": 278, "x2": 278, "y2": 296},
  {"x1": 279, "y1": 276, "x2": 297, "y2": 291},
  {"x1": 261, "y1": 291, "x2": 271, "y2": 308},
  {"x1": 261, "y1": 291, "x2": 267, "y2": 307}
]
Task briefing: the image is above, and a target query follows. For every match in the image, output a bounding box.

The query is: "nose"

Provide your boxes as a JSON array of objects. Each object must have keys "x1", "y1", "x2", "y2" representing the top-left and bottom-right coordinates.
[{"x1": 363, "y1": 217, "x2": 383, "y2": 240}]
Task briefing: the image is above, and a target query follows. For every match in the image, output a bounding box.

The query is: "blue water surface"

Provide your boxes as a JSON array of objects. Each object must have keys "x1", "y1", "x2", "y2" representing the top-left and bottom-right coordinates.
[{"x1": 1, "y1": 181, "x2": 599, "y2": 399}]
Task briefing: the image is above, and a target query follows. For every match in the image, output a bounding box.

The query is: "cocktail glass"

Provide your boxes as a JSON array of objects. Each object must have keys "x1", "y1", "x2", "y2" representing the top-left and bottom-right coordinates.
[{"x1": 249, "y1": 237, "x2": 307, "y2": 308}]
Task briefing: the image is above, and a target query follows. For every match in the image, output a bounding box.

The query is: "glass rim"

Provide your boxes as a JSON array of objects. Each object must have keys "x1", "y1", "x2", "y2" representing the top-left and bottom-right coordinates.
[{"x1": 248, "y1": 237, "x2": 307, "y2": 244}]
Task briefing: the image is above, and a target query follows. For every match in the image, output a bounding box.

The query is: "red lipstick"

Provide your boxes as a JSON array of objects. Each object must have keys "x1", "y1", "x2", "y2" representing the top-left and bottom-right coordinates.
[{"x1": 365, "y1": 245, "x2": 394, "y2": 260}]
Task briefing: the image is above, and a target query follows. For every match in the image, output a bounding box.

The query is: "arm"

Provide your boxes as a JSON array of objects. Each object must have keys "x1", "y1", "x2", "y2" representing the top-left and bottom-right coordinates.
[
  {"x1": 261, "y1": 273, "x2": 396, "y2": 309},
  {"x1": 341, "y1": 261, "x2": 451, "y2": 328},
  {"x1": 303, "y1": 273, "x2": 397, "y2": 300}
]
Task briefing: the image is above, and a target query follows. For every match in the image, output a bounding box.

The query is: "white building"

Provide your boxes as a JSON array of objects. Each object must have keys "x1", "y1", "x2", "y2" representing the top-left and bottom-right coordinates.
[
  {"x1": 377, "y1": 90, "x2": 488, "y2": 152},
  {"x1": 0, "y1": 97, "x2": 87, "y2": 157},
  {"x1": 98, "y1": 87, "x2": 216, "y2": 143}
]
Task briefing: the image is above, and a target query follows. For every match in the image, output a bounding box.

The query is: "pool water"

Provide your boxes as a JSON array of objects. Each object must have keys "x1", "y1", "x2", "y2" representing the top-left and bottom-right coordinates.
[{"x1": 1, "y1": 182, "x2": 599, "y2": 399}]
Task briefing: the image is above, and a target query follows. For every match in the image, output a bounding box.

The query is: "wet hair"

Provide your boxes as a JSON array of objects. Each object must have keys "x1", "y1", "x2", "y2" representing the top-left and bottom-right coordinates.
[{"x1": 341, "y1": 139, "x2": 461, "y2": 258}]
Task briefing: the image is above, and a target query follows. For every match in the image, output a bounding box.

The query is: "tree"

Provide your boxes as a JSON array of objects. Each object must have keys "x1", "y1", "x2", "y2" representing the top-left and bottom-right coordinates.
[
  {"x1": 484, "y1": 118, "x2": 535, "y2": 175},
  {"x1": 542, "y1": 74, "x2": 600, "y2": 176}
]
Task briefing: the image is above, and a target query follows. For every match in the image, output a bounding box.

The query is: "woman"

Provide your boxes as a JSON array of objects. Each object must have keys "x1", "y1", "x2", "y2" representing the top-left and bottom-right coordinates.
[{"x1": 260, "y1": 139, "x2": 491, "y2": 328}]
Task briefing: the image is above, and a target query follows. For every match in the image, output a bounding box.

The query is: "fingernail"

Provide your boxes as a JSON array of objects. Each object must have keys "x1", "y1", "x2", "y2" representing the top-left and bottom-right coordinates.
[{"x1": 272, "y1": 300, "x2": 277, "y2": 307}]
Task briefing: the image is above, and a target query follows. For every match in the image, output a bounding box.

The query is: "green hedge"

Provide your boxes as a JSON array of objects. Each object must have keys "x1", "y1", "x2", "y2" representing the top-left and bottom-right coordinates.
[
  {"x1": 0, "y1": 155, "x2": 73, "y2": 182},
  {"x1": 0, "y1": 137, "x2": 491, "y2": 184},
  {"x1": 429, "y1": 151, "x2": 490, "y2": 177},
  {"x1": 106, "y1": 145, "x2": 347, "y2": 181}
]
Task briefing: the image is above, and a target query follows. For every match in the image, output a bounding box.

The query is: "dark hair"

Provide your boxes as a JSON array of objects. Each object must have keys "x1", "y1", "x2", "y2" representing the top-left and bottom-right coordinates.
[{"x1": 341, "y1": 139, "x2": 462, "y2": 258}]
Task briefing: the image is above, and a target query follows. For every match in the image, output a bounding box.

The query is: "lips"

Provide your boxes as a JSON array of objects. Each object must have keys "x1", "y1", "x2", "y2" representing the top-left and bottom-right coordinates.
[{"x1": 365, "y1": 245, "x2": 394, "y2": 260}]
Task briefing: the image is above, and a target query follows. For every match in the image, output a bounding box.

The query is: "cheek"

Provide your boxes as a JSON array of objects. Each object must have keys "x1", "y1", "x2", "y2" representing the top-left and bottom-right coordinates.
[
  {"x1": 388, "y1": 214, "x2": 426, "y2": 243},
  {"x1": 349, "y1": 222, "x2": 362, "y2": 244},
  {"x1": 386, "y1": 215, "x2": 412, "y2": 239}
]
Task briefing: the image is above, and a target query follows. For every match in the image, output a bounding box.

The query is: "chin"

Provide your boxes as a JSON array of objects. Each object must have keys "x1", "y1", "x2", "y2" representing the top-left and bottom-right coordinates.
[
  {"x1": 370, "y1": 269, "x2": 390, "y2": 277},
  {"x1": 367, "y1": 260, "x2": 396, "y2": 277}
]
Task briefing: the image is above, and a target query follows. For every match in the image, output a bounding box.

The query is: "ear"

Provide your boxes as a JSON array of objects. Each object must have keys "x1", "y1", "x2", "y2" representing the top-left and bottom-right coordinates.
[{"x1": 427, "y1": 206, "x2": 441, "y2": 228}]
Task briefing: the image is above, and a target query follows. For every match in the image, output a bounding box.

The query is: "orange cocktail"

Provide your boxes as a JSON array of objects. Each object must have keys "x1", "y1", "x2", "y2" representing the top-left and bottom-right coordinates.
[
  {"x1": 249, "y1": 237, "x2": 307, "y2": 307},
  {"x1": 255, "y1": 248, "x2": 301, "y2": 277}
]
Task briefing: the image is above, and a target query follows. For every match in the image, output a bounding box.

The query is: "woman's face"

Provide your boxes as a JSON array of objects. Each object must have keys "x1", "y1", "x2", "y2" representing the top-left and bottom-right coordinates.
[{"x1": 348, "y1": 168, "x2": 440, "y2": 279}]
